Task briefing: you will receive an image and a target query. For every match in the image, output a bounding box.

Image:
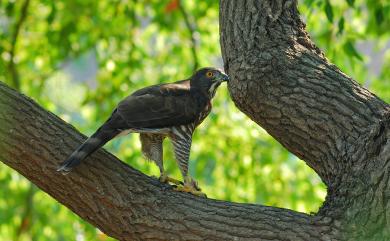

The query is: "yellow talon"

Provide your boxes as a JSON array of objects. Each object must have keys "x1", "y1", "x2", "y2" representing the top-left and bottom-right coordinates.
[
  {"x1": 158, "y1": 174, "x2": 183, "y2": 185},
  {"x1": 174, "y1": 185, "x2": 207, "y2": 198},
  {"x1": 173, "y1": 176, "x2": 207, "y2": 198}
]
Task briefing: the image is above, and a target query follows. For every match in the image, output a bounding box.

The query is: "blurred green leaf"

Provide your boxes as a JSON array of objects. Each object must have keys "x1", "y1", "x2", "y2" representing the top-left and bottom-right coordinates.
[
  {"x1": 344, "y1": 40, "x2": 363, "y2": 61},
  {"x1": 338, "y1": 16, "x2": 345, "y2": 35},
  {"x1": 324, "y1": 0, "x2": 334, "y2": 23},
  {"x1": 375, "y1": 7, "x2": 384, "y2": 25},
  {"x1": 346, "y1": 0, "x2": 355, "y2": 7}
]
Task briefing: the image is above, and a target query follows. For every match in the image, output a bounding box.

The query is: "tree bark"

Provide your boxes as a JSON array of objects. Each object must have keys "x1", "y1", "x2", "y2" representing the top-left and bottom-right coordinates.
[
  {"x1": 220, "y1": 0, "x2": 390, "y2": 240},
  {"x1": 0, "y1": 82, "x2": 337, "y2": 241},
  {"x1": 0, "y1": 0, "x2": 389, "y2": 240}
]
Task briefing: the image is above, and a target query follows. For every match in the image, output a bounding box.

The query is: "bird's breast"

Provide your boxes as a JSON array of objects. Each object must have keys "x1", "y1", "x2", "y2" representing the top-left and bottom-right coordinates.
[{"x1": 194, "y1": 101, "x2": 212, "y2": 127}]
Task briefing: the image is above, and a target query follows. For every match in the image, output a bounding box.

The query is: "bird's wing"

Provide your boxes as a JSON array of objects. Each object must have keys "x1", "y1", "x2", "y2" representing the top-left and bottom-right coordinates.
[{"x1": 115, "y1": 85, "x2": 199, "y2": 128}]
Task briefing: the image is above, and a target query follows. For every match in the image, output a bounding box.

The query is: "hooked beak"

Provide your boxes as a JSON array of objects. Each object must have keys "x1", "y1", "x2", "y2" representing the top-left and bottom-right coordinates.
[{"x1": 219, "y1": 72, "x2": 230, "y2": 82}]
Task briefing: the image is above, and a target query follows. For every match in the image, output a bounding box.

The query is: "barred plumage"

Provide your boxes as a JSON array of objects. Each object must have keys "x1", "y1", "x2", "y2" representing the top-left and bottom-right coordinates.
[
  {"x1": 171, "y1": 125, "x2": 193, "y2": 176},
  {"x1": 57, "y1": 67, "x2": 229, "y2": 197}
]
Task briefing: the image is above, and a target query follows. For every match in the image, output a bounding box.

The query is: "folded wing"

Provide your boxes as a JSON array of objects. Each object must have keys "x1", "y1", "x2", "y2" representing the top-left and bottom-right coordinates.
[{"x1": 114, "y1": 85, "x2": 199, "y2": 129}]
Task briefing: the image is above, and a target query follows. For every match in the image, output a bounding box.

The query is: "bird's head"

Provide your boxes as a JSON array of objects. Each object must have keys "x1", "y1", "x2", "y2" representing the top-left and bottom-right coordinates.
[{"x1": 190, "y1": 67, "x2": 229, "y2": 98}]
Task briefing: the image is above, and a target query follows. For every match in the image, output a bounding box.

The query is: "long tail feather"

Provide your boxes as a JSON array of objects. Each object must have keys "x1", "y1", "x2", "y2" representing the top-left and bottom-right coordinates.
[{"x1": 57, "y1": 128, "x2": 119, "y2": 174}]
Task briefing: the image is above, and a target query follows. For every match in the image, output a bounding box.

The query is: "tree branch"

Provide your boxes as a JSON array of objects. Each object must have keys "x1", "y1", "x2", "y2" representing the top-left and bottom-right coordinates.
[
  {"x1": 219, "y1": 0, "x2": 389, "y2": 185},
  {"x1": 6, "y1": 1, "x2": 36, "y2": 238},
  {"x1": 0, "y1": 81, "x2": 337, "y2": 240},
  {"x1": 220, "y1": 1, "x2": 390, "y2": 239}
]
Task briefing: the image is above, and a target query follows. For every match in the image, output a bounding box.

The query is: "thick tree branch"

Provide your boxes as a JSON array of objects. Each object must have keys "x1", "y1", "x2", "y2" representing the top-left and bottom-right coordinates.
[
  {"x1": 7, "y1": 1, "x2": 36, "y2": 237},
  {"x1": 220, "y1": 0, "x2": 389, "y2": 184},
  {"x1": 220, "y1": 0, "x2": 390, "y2": 240},
  {"x1": 0, "y1": 81, "x2": 337, "y2": 240}
]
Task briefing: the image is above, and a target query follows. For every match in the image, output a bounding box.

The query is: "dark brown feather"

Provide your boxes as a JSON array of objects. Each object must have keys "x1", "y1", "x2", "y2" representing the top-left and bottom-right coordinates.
[{"x1": 108, "y1": 79, "x2": 207, "y2": 129}]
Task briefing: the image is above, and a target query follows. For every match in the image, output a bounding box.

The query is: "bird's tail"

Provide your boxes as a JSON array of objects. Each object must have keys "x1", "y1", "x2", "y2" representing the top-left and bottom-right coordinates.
[{"x1": 57, "y1": 127, "x2": 120, "y2": 174}]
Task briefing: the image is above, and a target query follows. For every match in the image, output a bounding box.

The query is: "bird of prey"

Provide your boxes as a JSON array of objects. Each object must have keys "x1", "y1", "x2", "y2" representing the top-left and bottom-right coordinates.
[{"x1": 57, "y1": 67, "x2": 229, "y2": 196}]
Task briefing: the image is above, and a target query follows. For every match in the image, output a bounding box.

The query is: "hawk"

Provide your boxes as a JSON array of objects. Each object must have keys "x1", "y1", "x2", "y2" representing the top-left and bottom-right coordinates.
[{"x1": 57, "y1": 67, "x2": 229, "y2": 196}]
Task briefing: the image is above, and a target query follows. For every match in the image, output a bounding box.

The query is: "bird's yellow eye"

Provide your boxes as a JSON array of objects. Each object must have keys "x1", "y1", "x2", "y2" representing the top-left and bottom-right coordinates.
[{"x1": 206, "y1": 71, "x2": 214, "y2": 78}]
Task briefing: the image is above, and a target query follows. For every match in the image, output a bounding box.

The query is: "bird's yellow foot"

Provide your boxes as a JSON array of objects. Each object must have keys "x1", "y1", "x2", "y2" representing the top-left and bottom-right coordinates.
[
  {"x1": 174, "y1": 185, "x2": 207, "y2": 198},
  {"x1": 174, "y1": 177, "x2": 207, "y2": 198},
  {"x1": 158, "y1": 174, "x2": 183, "y2": 186}
]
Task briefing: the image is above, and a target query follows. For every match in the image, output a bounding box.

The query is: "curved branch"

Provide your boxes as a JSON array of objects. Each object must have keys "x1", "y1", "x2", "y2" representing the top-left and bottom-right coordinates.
[
  {"x1": 220, "y1": 1, "x2": 390, "y2": 239},
  {"x1": 219, "y1": 0, "x2": 389, "y2": 185},
  {"x1": 0, "y1": 81, "x2": 337, "y2": 240}
]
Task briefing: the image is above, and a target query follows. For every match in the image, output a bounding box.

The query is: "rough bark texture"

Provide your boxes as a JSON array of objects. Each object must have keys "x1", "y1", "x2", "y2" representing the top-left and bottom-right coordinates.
[
  {"x1": 0, "y1": 0, "x2": 389, "y2": 240},
  {"x1": 0, "y1": 81, "x2": 337, "y2": 241},
  {"x1": 220, "y1": 0, "x2": 390, "y2": 240}
]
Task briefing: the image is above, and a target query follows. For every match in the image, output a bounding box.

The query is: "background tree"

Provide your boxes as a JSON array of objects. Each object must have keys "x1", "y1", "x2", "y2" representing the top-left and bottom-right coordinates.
[{"x1": 0, "y1": 0, "x2": 389, "y2": 240}]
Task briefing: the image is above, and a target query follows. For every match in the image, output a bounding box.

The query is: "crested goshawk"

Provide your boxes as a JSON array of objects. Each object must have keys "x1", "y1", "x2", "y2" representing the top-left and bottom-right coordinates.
[{"x1": 57, "y1": 67, "x2": 229, "y2": 196}]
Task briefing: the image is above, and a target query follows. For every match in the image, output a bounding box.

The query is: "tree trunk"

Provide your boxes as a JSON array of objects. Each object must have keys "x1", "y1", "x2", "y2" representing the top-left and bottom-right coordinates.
[
  {"x1": 0, "y1": 0, "x2": 388, "y2": 240},
  {"x1": 220, "y1": 0, "x2": 390, "y2": 240}
]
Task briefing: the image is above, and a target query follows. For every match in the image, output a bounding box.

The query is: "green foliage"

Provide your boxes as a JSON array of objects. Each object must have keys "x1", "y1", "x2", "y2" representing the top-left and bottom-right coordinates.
[
  {"x1": 300, "y1": 0, "x2": 390, "y2": 102},
  {"x1": 0, "y1": 0, "x2": 388, "y2": 240}
]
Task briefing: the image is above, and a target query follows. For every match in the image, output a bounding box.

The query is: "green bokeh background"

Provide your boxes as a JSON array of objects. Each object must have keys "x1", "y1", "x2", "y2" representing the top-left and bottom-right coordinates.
[{"x1": 0, "y1": 0, "x2": 389, "y2": 240}]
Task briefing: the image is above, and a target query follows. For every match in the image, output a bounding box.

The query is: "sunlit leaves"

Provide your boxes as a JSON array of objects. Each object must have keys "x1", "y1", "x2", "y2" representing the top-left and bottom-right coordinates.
[{"x1": 299, "y1": 0, "x2": 390, "y2": 98}]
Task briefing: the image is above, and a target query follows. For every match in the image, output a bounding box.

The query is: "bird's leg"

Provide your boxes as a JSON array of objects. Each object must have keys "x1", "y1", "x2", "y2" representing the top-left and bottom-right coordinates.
[
  {"x1": 174, "y1": 176, "x2": 207, "y2": 198},
  {"x1": 156, "y1": 159, "x2": 182, "y2": 185},
  {"x1": 152, "y1": 167, "x2": 183, "y2": 185},
  {"x1": 170, "y1": 129, "x2": 207, "y2": 197},
  {"x1": 140, "y1": 133, "x2": 182, "y2": 185}
]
